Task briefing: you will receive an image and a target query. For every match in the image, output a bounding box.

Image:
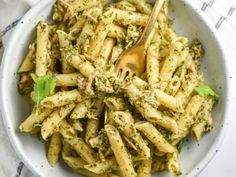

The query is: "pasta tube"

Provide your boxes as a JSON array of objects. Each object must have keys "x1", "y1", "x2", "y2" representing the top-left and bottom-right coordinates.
[
  {"x1": 166, "y1": 153, "x2": 181, "y2": 177},
  {"x1": 55, "y1": 73, "x2": 84, "y2": 87},
  {"x1": 71, "y1": 0, "x2": 104, "y2": 12},
  {"x1": 84, "y1": 157, "x2": 117, "y2": 174},
  {"x1": 59, "y1": 119, "x2": 77, "y2": 139},
  {"x1": 112, "y1": 111, "x2": 150, "y2": 159},
  {"x1": 191, "y1": 97, "x2": 215, "y2": 141},
  {"x1": 137, "y1": 146, "x2": 153, "y2": 177},
  {"x1": 135, "y1": 121, "x2": 176, "y2": 153},
  {"x1": 85, "y1": 119, "x2": 100, "y2": 144},
  {"x1": 70, "y1": 99, "x2": 93, "y2": 119},
  {"x1": 47, "y1": 133, "x2": 62, "y2": 167},
  {"x1": 104, "y1": 97, "x2": 128, "y2": 111},
  {"x1": 113, "y1": 8, "x2": 149, "y2": 26},
  {"x1": 126, "y1": 0, "x2": 152, "y2": 14},
  {"x1": 126, "y1": 84, "x2": 178, "y2": 133},
  {"x1": 41, "y1": 89, "x2": 82, "y2": 109},
  {"x1": 105, "y1": 125, "x2": 136, "y2": 177},
  {"x1": 41, "y1": 103, "x2": 75, "y2": 140},
  {"x1": 76, "y1": 7, "x2": 102, "y2": 53},
  {"x1": 171, "y1": 95, "x2": 205, "y2": 144},
  {"x1": 175, "y1": 73, "x2": 203, "y2": 106},
  {"x1": 19, "y1": 108, "x2": 53, "y2": 132},
  {"x1": 18, "y1": 43, "x2": 35, "y2": 73},
  {"x1": 66, "y1": 138, "x2": 98, "y2": 163},
  {"x1": 57, "y1": 30, "x2": 75, "y2": 74},
  {"x1": 94, "y1": 37, "x2": 116, "y2": 69},
  {"x1": 36, "y1": 21, "x2": 49, "y2": 76},
  {"x1": 107, "y1": 24, "x2": 126, "y2": 40},
  {"x1": 146, "y1": 42, "x2": 160, "y2": 86},
  {"x1": 72, "y1": 120, "x2": 83, "y2": 132},
  {"x1": 87, "y1": 10, "x2": 116, "y2": 61},
  {"x1": 68, "y1": 55, "x2": 96, "y2": 78}
]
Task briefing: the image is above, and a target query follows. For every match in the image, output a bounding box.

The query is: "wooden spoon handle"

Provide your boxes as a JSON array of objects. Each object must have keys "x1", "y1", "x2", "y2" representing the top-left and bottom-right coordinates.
[{"x1": 138, "y1": 0, "x2": 165, "y2": 45}]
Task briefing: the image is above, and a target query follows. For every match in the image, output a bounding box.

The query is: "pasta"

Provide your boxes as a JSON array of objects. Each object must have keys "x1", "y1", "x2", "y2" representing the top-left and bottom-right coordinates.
[
  {"x1": 17, "y1": 0, "x2": 218, "y2": 176},
  {"x1": 55, "y1": 73, "x2": 84, "y2": 87},
  {"x1": 35, "y1": 21, "x2": 49, "y2": 76},
  {"x1": 136, "y1": 145, "x2": 153, "y2": 177},
  {"x1": 47, "y1": 133, "x2": 62, "y2": 167},
  {"x1": 41, "y1": 103, "x2": 75, "y2": 140},
  {"x1": 105, "y1": 125, "x2": 136, "y2": 177},
  {"x1": 18, "y1": 43, "x2": 35, "y2": 73},
  {"x1": 57, "y1": 30, "x2": 75, "y2": 74}
]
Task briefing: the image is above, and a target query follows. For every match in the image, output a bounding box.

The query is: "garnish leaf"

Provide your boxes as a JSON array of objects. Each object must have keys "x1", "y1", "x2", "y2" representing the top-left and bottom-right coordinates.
[
  {"x1": 31, "y1": 74, "x2": 56, "y2": 106},
  {"x1": 177, "y1": 140, "x2": 184, "y2": 153},
  {"x1": 195, "y1": 85, "x2": 218, "y2": 97}
]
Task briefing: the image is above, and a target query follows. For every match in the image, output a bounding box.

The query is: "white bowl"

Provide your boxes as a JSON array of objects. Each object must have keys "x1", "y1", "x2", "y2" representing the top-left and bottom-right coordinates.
[{"x1": 0, "y1": 0, "x2": 231, "y2": 177}]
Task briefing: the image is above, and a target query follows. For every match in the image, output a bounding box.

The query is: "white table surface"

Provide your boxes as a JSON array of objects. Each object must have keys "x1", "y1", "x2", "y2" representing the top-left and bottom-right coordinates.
[{"x1": 0, "y1": 0, "x2": 236, "y2": 177}]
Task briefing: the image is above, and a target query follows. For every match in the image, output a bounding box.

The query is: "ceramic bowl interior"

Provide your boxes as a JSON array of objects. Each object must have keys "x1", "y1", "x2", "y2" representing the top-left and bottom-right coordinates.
[{"x1": 0, "y1": 0, "x2": 228, "y2": 177}]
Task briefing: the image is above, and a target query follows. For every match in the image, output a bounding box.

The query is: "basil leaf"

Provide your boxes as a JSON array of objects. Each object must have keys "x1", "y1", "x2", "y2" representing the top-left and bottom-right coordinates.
[
  {"x1": 31, "y1": 74, "x2": 56, "y2": 106},
  {"x1": 195, "y1": 85, "x2": 218, "y2": 97}
]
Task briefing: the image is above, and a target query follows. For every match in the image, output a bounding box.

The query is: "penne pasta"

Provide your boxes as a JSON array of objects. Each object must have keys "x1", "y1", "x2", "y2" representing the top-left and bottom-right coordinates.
[
  {"x1": 41, "y1": 89, "x2": 82, "y2": 109},
  {"x1": 59, "y1": 119, "x2": 77, "y2": 139},
  {"x1": 47, "y1": 133, "x2": 62, "y2": 167},
  {"x1": 112, "y1": 111, "x2": 150, "y2": 159},
  {"x1": 166, "y1": 153, "x2": 181, "y2": 177},
  {"x1": 104, "y1": 97, "x2": 128, "y2": 111},
  {"x1": 175, "y1": 73, "x2": 203, "y2": 107},
  {"x1": 66, "y1": 138, "x2": 98, "y2": 163},
  {"x1": 107, "y1": 24, "x2": 126, "y2": 40},
  {"x1": 126, "y1": 83, "x2": 178, "y2": 133},
  {"x1": 146, "y1": 42, "x2": 160, "y2": 86},
  {"x1": 113, "y1": 8, "x2": 149, "y2": 26},
  {"x1": 18, "y1": 1, "x2": 217, "y2": 176},
  {"x1": 76, "y1": 7, "x2": 102, "y2": 54},
  {"x1": 109, "y1": 43, "x2": 124, "y2": 65},
  {"x1": 18, "y1": 43, "x2": 36, "y2": 73},
  {"x1": 105, "y1": 125, "x2": 136, "y2": 177},
  {"x1": 84, "y1": 157, "x2": 117, "y2": 174},
  {"x1": 41, "y1": 103, "x2": 75, "y2": 140},
  {"x1": 127, "y1": 0, "x2": 152, "y2": 14},
  {"x1": 55, "y1": 73, "x2": 84, "y2": 87},
  {"x1": 85, "y1": 119, "x2": 100, "y2": 143},
  {"x1": 135, "y1": 121, "x2": 177, "y2": 153},
  {"x1": 171, "y1": 95, "x2": 205, "y2": 144},
  {"x1": 70, "y1": 99, "x2": 93, "y2": 119},
  {"x1": 137, "y1": 146, "x2": 153, "y2": 177},
  {"x1": 36, "y1": 21, "x2": 49, "y2": 76},
  {"x1": 68, "y1": 55, "x2": 96, "y2": 78},
  {"x1": 70, "y1": 0, "x2": 104, "y2": 13},
  {"x1": 113, "y1": 1, "x2": 136, "y2": 12},
  {"x1": 72, "y1": 120, "x2": 84, "y2": 132},
  {"x1": 94, "y1": 37, "x2": 116, "y2": 68},
  {"x1": 151, "y1": 156, "x2": 167, "y2": 173},
  {"x1": 19, "y1": 108, "x2": 53, "y2": 132},
  {"x1": 57, "y1": 30, "x2": 75, "y2": 74},
  {"x1": 87, "y1": 10, "x2": 116, "y2": 61},
  {"x1": 191, "y1": 97, "x2": 215, "y2": 141}
]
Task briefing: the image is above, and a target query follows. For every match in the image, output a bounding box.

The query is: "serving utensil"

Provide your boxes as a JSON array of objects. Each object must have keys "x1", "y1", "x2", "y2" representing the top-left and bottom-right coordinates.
[{"x1": 114, "y1": 0, "x2": 165, "y2": 78}]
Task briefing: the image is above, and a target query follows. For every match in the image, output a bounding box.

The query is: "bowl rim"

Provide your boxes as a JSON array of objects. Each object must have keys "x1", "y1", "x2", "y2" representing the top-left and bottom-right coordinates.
[{"x1": 0, "y1": 0, "x2": 231, "y2": 177}]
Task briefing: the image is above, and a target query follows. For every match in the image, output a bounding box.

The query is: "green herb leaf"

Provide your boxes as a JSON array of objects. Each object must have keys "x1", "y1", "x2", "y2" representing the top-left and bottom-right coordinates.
[
  {"x1": 31, "y1": 74, "x2": 56, "y2": 106},
  {"x1": 177, "y1": 140, "x2": 184, "y2": 153},
  {"x1": 195, "y1": 85, "x2": 218, "y2": 97}
]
